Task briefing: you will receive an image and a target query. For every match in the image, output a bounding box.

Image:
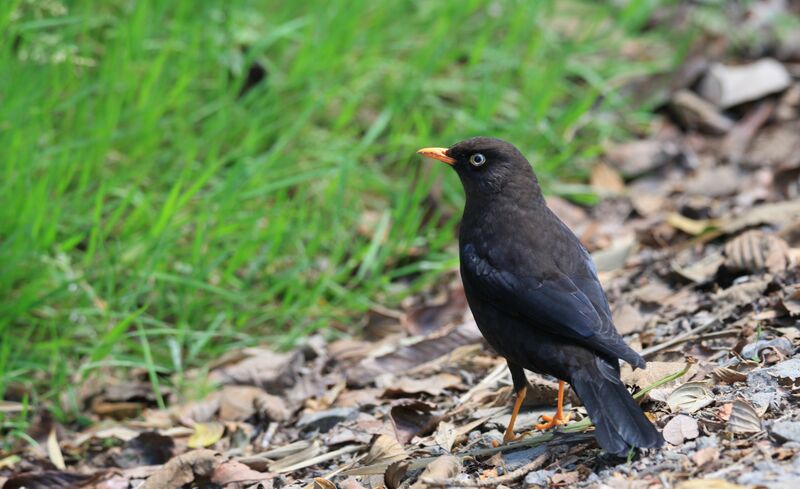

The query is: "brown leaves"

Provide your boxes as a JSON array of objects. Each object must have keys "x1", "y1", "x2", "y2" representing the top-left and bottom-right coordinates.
[
  {"x1": 724, "y1": 230, "x2": 793, "y2": 274},
  {"x1": 666, "y1": 382, "x2": 715, "y2": 414},
  {"x1": 390, "y1": 401, "x2": 441, "y2": 445},
  {"x1": 663, "y1": 415, "x2": 700, "y2": 445},
  {"x1": 728, "y1": 400, "x2": 763, "y2": 434}
]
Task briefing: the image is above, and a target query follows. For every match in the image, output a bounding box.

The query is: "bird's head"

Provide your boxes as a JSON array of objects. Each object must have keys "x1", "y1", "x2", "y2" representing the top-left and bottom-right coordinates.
[{"x1": 417, "y1": 137, "x2": 540, "y2": 201}]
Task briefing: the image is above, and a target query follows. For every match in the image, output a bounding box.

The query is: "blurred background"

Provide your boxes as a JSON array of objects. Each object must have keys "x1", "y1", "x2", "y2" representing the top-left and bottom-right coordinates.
[{"x1": 2, "y1": 0, "x2": 795, "y2": 418}]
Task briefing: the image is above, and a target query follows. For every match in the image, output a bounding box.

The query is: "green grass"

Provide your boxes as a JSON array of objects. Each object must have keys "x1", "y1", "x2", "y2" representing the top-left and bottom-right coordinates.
[{"x1": 0, "y1": 0, "x2": 686, "y2": 420}]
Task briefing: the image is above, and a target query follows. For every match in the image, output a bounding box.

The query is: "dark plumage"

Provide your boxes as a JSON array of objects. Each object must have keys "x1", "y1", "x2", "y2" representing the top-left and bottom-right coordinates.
[{"x1": 417, "y1": 137, "x2": 663, "y2": 455}]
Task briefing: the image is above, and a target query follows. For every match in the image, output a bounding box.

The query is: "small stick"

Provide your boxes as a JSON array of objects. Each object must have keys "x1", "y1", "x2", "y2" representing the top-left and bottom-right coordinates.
[
  {"x1": 640, "y1": 319, "x2": 719, "y2": 358},
  {"x1": 421, "y1": 452, "x2": 549, "y2": 487}
]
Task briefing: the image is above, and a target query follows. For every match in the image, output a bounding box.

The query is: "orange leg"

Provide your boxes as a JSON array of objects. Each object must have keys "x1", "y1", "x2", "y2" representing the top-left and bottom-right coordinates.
[
  {"x1": 535, "y1": 380, "x2": 572, "y2": 430},
  {"x1": 502, "y1": 386, "x2": 527, "y2": 443}
]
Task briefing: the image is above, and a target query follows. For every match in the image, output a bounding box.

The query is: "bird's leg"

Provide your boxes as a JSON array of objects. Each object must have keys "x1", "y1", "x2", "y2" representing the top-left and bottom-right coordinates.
[
  {"x1": 502, "y1": 386, "x2": 527, "y2": 443},
  {"x1": 535, "y1": 380, "x2": 572, "y2": 430}
]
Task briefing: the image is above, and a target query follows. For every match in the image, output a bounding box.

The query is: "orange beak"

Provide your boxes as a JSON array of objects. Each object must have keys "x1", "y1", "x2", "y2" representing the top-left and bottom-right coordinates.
[{"x1": 417, "y1": 147, "x2": 456, "y2": 165}]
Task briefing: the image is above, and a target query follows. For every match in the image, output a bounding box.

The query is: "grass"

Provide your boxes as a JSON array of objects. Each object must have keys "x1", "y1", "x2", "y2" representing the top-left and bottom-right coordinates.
[{"x1": 0, "y1": 0, "x2": 687, "y2": 423}]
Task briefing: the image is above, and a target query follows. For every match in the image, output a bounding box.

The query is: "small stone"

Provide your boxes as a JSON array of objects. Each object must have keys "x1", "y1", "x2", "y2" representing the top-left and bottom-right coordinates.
[
  {"x1": 524, "y1": 469, "x2": 554, "y2": 487},
  {"x1": 699, "y1": 59, "x2": 791, "y2": 109},
  {"x1": 770, "y1": 420, "x2": 800, "y2": 443}
]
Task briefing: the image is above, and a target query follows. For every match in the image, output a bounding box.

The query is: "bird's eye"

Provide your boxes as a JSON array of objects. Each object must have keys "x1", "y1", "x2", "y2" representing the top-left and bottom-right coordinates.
[{"x1": 469, "y1": 153, "x2": 486, "y2": 167}]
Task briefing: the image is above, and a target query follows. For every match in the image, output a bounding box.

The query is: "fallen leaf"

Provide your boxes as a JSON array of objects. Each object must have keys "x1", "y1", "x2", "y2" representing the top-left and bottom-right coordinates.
[
  {"x1": 621, "y1": 361, "x2": 696, "y2": 399},
  {"x1": 390, "y1": 401, "x2": 441, "y2": 445},
  {"x1": 550, "y1": 471, "x2": 580, "y2": 487},
  {"x1": 612, "y1": 302, "x2": 645, "y2": 335},
  {"x1": 676, "y1": 480, "x2": 749, "y2": 489},
  {"x1": 384, "y1": 461, "x2": 410, "y2": 489},
  {"x1": 590, "y1": 162, "x2": 625, "y2": 194},
  {"x1": 140, "y1": 449, "x2": 222, "y2": 489},
  {"x1": 269, "y1": 440, "x2": 323, "y2": 472},
  {"x1": 217, "y1": 385, "x2": 289, "y2": 421},
  {"x1": 667, "y1": 213, "x2": 717, "y2": 236},
  {"x1": 382, "y1": 373, "x2": 462, "y2": 397},
  {"x1": 47, "y1": 427, "x2": 66, "y2": 470},
  {"x1": 781, "y1": 285, "x2": 800, "y2": 316},
  {"x1": 724, "y1": 230, "x2": 792, "y2": 273},
  {"x1": 728, "y1": 400, "x2": 763, "y2": 433},
  {"x1": 2, "y1": 471, "x2": 91, "y2": 489},
  {"x1": 362, "y1": 434, "x2": 407, "y2": 466},
  {"x1": 313, "y1": 477, "x2": 338, "y2": 489},
  {"x1": 740, "y1": 337, "x2": 794, "y2": 361},
  {"x1": 347, "y1": 321, "x2": 482, "y2": 386},
  {"x1": 666, "y1": 382, "x2": 714, "y2": 413},
  {"x1": 662, "y1": 414, "x2": 699, "y2": 445},
  {"x1": 673, "y1": 251, "x2": 725, "y2": 283},
  {"x1": 209, "y1": 347, "x2": 303, "y2": 392},
  {"x1": 433, "y1": 421, "x2": 458, "y2": 452},
  {"x1": 691, "y1": 446, "x2": 719, "y2": 467},
  {"x1": 211, "y1": 460, "x2": 273, "y2": 486},
  {"x1": 411, "y1": 455, "x2": 460, "y2": 489},
  {"x1": 111, "y1": 432, "x2": 175, "y2": 468},
  {"x1": 188, "y1": 422, "x2": 225, "y2": 449},
  {"x1": 712, "y1": 367, "x2": 747, "y2": 384}
]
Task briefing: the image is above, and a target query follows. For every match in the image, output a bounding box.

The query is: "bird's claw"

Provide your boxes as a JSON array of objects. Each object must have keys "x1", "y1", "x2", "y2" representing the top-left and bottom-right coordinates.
[{"x1": 534, "y1": 411, "x2": 572, "y2": 430}]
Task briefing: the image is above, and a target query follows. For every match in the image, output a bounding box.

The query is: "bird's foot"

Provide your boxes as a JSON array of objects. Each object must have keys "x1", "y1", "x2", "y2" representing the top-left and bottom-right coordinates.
[
  {"x1": 502, "y1": 430, "x2": 521, "y2": 444},
  {"x1": 534, "y1": 411, "x2": 572, "y2": 430}
]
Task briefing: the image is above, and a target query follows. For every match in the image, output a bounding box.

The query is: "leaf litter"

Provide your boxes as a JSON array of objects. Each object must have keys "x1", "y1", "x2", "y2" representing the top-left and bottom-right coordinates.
[{"x1": 4, "y1": 5, "x2": 800, "y2": 489}]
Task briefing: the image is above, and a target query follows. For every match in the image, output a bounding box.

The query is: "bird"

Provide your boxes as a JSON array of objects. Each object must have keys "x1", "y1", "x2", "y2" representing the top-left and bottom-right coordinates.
[{"x1": 417, "y1": 137, "x2": 663, "y2": 455}]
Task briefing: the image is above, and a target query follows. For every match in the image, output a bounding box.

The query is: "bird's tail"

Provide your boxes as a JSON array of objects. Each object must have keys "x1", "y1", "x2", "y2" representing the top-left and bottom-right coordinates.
[{"x1": 571, "y1": 357, "x2": 663, "y2": 455}]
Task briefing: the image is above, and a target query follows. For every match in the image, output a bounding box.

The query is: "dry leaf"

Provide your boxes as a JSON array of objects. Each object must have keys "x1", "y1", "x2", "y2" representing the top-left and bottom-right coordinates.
[
  {"x1": 211, "y1": 461, "x2": 273, "y2": 486},
  {"x1": 713, "y1": 367, "x2": 747, "y2": 384},
  {"x1": 218, "y1": 385, "x2": 289, "y2": 421},
  {"x1": 390, "y1": 401, "x2": 441, "y2": 445},
  {"x1": 691, "y1": 446, "x2": 719, "y2": 467},
  {"x1": 312, "y1": 477, "x2": 338, "y2": 489},
  {"x1": 666, "y1": 382, "x2": 714, "y2": 413},
  {"x1": 724, "y1": 230, "x2": 791, "y2": 273},
  {"x1": 728, "y1": 400, "x2": 762, "y2": 433},
  {"x1": 612, "y1": 302, "x2": 645, "y2": 335},
  {"x1": 590, "y1": 162, "x2": 625, "y2": 194},
  {"x1": 140, "y1": 449, "x2": 222, "y2": 489},
  {"x1": 269, "y1": 440, "x2": 323, "y2": 472},
  {"x1": 362, "y1": 435, "x2": 407, "y2": 466},
  {"x1": 667, "y1": 213, "x2": 717, "y2": 235},
  {"x1": 188, "y1": 422, "x2": 225, "y2": 448},
  {"x1": 781, "y1": 285, "x2": 800, "y2": 316},
  {"x1": 676, "y1": 480, "x2": 749, "y2": 489},
  {"x1": 621, "y1": 361, "x2": 695, "y2": 400},
  {"x1": 47, "y1": 427, "x2": 66, "y2": 470},
  {"x1": 2, "y1": 471, "x2": 91, "y2": 489},
  {"x1": 347, "y1": 322, "x2": 482, "y2": 386},
  {"x1": 411, "y1": 455, "x2": 460, "y2": 489},
  {"x1": 673, "y1": 252, "x2": 725, "y2": 283},
  {"x1": 384, "y1": 461, "x2": 410, "y2": 489},
  {"x1": 662, "y1": 414, "x2": 699, "y2": 445},
  {"x1": 433, "y1": 421, "x2": 458, "y2": 452},
  {"x1": 383, "y1": 373, "x2": 462, "y2": 397}
]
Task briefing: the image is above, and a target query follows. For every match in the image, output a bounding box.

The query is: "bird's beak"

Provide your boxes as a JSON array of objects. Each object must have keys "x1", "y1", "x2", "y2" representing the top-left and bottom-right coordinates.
[{"x1": 417, "y1": 147, "x2": 456, "y2": 165}]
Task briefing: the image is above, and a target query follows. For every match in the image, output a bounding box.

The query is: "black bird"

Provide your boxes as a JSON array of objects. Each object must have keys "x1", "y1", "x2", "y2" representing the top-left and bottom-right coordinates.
[{"x1": 417, "y1": 137, "x2": 663, "y2": 455}]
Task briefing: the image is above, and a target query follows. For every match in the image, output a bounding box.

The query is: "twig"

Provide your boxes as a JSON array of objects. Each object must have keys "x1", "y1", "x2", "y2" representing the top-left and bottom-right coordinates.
[
  {"x1": 458, "y1": 362, "x2": 508, "y2": 404},
  {"x1": 640, "y1": 318, "x2": 720, "y2": 358},
  {"x1": 421, "y1": 452, "x2": 549, "y2": 487}
]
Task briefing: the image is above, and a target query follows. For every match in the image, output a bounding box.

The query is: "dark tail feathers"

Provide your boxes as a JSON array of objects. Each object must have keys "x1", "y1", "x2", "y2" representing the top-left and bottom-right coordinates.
[{"x1": 571, "y1": 357, "x2": 663, "y2": 455}]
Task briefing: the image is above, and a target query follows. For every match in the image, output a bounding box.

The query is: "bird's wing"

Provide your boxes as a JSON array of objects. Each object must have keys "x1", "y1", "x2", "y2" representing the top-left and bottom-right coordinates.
[{"x1": 462, "y1": 244, "x2": 644, "y2": 367}]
